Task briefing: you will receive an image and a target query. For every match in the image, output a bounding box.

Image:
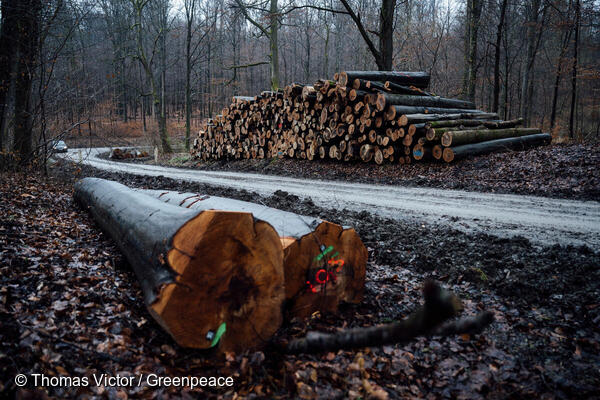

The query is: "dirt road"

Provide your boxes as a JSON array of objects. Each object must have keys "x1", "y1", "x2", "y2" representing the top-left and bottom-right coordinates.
[{"x1": 62, "y1": 147, "x2": 600, "y2": 248}]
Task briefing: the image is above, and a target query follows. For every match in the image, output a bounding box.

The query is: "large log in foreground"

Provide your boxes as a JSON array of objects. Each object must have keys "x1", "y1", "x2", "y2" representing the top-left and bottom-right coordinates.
[
  {"x1": 140, "y1": 190, "x2": 368, "y2": 318},
  {"x1": 442, "y1": 133, "x2": 552, "y2": 162},
  {"x1": 74, "y1": 178, "x2": 285, "y2": 352}
]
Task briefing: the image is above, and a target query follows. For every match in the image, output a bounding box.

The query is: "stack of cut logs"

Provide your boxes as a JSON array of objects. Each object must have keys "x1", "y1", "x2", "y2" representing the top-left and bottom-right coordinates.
[
  {"x1": 109, "y1": 148, "x2": 149, "y2": 160},
  {"x1": 191, "y1": 71, "x2": 550, "y2": 164}
]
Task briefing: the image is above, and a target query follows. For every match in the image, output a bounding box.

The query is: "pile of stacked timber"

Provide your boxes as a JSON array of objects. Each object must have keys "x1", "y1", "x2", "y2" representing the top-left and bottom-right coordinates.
[
  {"x1": 191, "y1": 71, "x2": 550, "y2": 164},
  {"x1": 109, "y1": 148, "x2": 150, "y2": 160}
]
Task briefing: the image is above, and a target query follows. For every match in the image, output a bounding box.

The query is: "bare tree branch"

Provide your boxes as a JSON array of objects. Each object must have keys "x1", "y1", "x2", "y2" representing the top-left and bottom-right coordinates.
[
  {"x1": 281, "y1": 4, "x2": 349, "y2": 16},
  {"x1": 338, "y1": 0, "x2": 381, "y2": 63},
  {"x1": 232, "y1": 0, "x2": 270, "y2": 36},
  {"x1": 225, "y1": 60, "x2": 270, "y2": 69}
]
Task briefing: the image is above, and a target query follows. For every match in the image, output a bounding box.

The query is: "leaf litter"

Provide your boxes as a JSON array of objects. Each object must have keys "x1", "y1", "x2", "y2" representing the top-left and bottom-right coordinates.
[{"x1": 0, "y1": 160, "x2": 599, "y2": 398}]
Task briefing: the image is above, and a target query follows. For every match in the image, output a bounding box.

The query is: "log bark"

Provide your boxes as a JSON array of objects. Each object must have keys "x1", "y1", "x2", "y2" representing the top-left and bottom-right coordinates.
[
  {"x1": 141, "y1": 190, "x2": 368, "y2": 318},
  {"x1": 285, "y1": 281, "x2": 494, "y2": 354},
  {"x1": 352, "y1": 79, "x2": 387, "y2": 93},
  {"x1": 394, "y1": 106, "x2": 484, "y2": 116},
  {"x1": 428, "y1": 117, "x2": 522, "y2": 129},
  {"x1": 441, "y1": 127, "x2": 541, "y2": 147},
  {"x1": 378, "y1": 94, "x2": 475, "y2": 110},
  {"x1": 404, "y1": 112, "x2": 498, "y2": 124},
  {"x1": 338, "y1": 71, "x2": 430, "y2": 89},
  {"x1": 74, "y1": 178, "x2": 285, "y2": 352},
  {"x1": 426, "y1": 125, "x2": 487, "y2": 141},
  {"x1": 426, "y1": 120, "x2": 524, "y2": 141},
  {"x1": 233, "y1": 96, "x2": 255, "y2": 103},
  {"x1": 384, "y1": 81, "x2": 434, "y2": 96},
  {"x1": 442, "y1": 133, "x2": 551, "y2": 162}
]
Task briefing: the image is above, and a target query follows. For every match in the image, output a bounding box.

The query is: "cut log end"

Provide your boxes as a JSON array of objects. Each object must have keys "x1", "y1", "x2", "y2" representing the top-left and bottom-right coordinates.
[
  {"x1": 339, "y1": 71, "x2": 349, "y2": 87},
  {"x1": 426, "y1": 127, "x2": 435, "y2": 141},
  {"x1": 412, "y1": 144, "x2": 427, "y2": 160},
  {"x1": 384, "y1": 105, "x2": 397, "y2": 121},
  {"x1": 441, "y1": 132, "x2": 452, "y2": 147},
  {"x1": 442, "y1": 147, "x2": 454, "y2": 163},
  {"x1": 432, "y1": 145, "x2": 443, "y2": 160},
  {"x1": 151, "y1": 211, "x2": 285, "y2": 352},
  {"x1": 374, "y1": 147, "x2": 384, "y2": 164},
  {"x1": 408, "y1": 124, "x2": 417, "y2": 136},
  {"x1": 375, "y1": 93, "x2": 386, "y2": 111},
  {"x1": 397, "y1": 115, "x2": 408, "y2": 127},
  {"x1": 284, "y1": 223, "x2": 367, "y2": 318}
]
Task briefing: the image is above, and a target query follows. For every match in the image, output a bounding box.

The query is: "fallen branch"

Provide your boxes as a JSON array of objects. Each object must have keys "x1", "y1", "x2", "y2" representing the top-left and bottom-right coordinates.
[
  {"x1": 433, "y1": 311, "x2": 495, "y2": 336},
  {"x1": 285, "y1": 281, "x2": 494, "y2": 354},
  {"x1": 225, "y1": 61, "x2": 270, "y2": 70}
]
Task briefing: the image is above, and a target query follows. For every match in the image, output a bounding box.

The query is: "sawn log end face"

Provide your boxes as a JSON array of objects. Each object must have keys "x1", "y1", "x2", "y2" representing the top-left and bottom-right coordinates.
[
  {"x1": 150, "y1": 210, "x2": 285, "y2": 352},
  {"x1": 285, "y1": 222, "x2": 367, "y2": 319}
]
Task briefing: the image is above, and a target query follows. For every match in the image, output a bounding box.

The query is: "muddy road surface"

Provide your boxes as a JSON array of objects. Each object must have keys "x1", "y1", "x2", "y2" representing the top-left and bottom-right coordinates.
[{"x1": 61, "y1": 147, "x2": 600, "y2": 248}]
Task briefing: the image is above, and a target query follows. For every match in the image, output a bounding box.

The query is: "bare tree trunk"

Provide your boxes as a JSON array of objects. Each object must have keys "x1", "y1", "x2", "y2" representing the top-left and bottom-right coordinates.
[
  {"x1": 502, "y1": 14, "x2": 510, "y2": 120},
  {"x1": 519, "y1": 0, "x2": 543, "y2": 125},
  {"x1": 121, "y1": 70, "x2": 128, "y2": 122},
  {"x1": 339, "y1": 0, "x2": 396, "y2": 71},
  {"x1": 462, "y1": 0, "x2": 483, "y2": 103},
  {"x1": 269, "y1": 0, "x2": 280, "y2": 90},
  {"x1": 379, "y1": 0, "x2": 396, "y2": 70},
  {"x1": 207, "y1": 41, "x2": 212, "y2": 117},
  {"x1": 13, "y1": 0, "x2": 42, "y2": 159},
  {"x1": 0, "y1": 0, "x2": 19, "y2": 151},
  {"x1": 304, "y1": 14, "x2": 310, "y2": 83},
  {"x1": 550, "y1": 0, "x2": 573, "y2": 130},
  {"x1": 130, "y1": 0, "x2": 171, "y2": 153},
  {"x1": 492, "y1": 0, "x2": 508, "y2": 113},
  {"x1": 184, "y1": 0, "x2": 194, "y2": 150},
  {"x1": 569, "y1": 0, "x2": 580, "y2": 139},
  {"x1": 334, "y1": 12, "x2": 342, "y2": 73},
  {"x1": 231, "y1": 11, "x2": 241, "y2": 95},
  {"x1": 323, "y1": 17, "x2": 330, "y2": 77},
  {"x1": 159, "y1": 0, "x2": 170, "y2": 152},
  {"x1": 139, "y1": 65, "x2": 147, "y2": 134}
]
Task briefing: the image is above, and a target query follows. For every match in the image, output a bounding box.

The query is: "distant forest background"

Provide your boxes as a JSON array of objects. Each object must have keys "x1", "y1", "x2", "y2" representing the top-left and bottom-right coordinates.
[{"x1": 0, "y1": 0, "x2": 598, "y2": 160}]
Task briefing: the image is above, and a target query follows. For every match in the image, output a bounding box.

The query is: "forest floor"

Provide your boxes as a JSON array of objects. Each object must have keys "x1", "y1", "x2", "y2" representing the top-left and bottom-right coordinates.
[
  {"x1": 146, "y1": 142, "x2": 599, "y2": 201},
  {"x1": 1, "y1": 160, "x2": 599, "y2": 399}
]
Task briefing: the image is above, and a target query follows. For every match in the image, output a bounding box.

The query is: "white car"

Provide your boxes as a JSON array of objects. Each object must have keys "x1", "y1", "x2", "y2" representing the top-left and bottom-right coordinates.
[{"x1": 50, "y1": 140, "x2": 68, "y2": 153}]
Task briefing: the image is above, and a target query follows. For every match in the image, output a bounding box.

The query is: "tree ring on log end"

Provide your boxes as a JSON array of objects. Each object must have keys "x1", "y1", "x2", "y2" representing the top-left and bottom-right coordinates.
[
  {"x1": 151, "y1": 211, "x2": 284, "y2": 352},
  {"x1": 283, "y1": 222, "x2": 367, "y2": 318}
]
